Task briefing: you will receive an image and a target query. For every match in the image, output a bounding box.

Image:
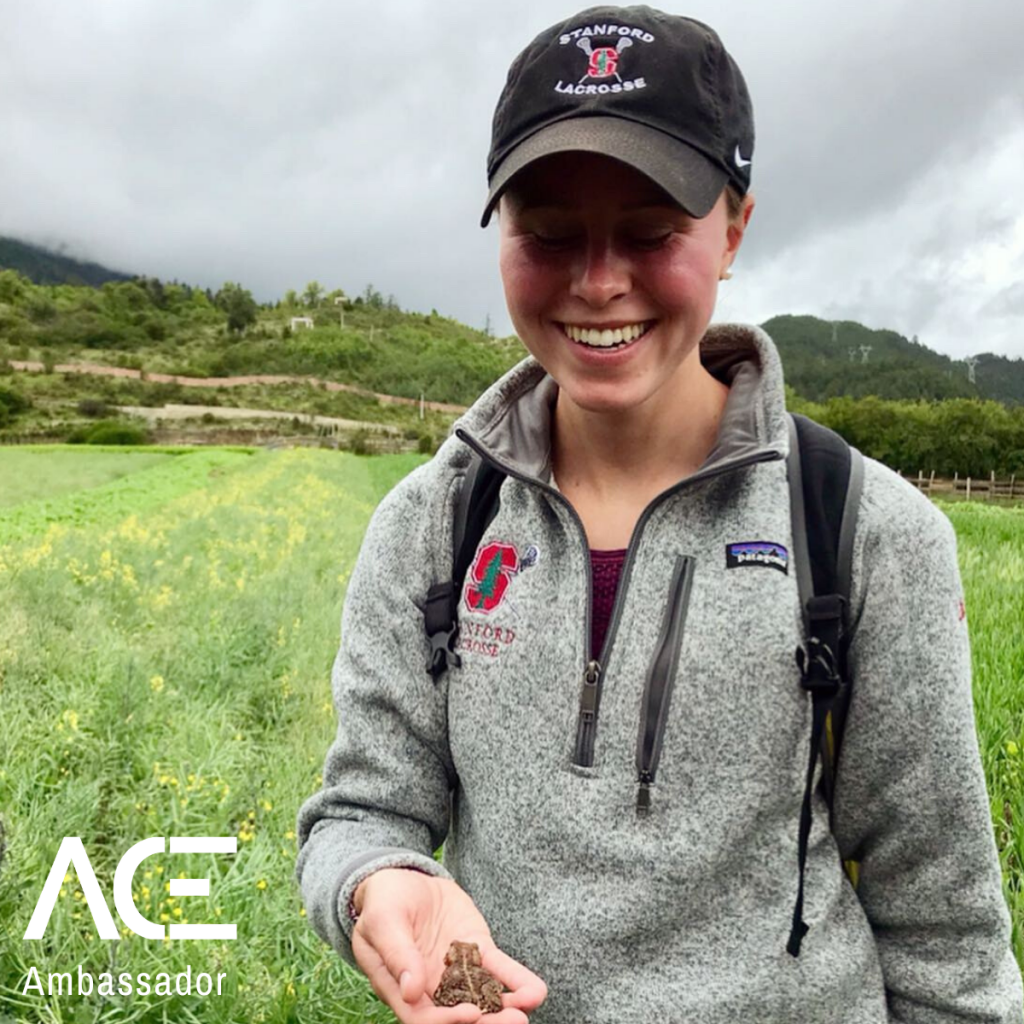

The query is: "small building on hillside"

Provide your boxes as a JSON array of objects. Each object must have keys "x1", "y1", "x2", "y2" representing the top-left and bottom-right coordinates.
[{"x1": 290, "y1": 317, "x2": 314, "y2": 330}]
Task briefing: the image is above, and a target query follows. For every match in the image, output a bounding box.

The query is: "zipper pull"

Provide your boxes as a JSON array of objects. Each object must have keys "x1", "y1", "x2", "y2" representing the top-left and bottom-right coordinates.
[
  {"x1": 580, "y1": 659, "x2": 601, "y2": 721},
  {"x1": 573, "y1": 659, "x2": 602, "y2": 767},
  {"x1": 636, "y1": 769, "x2": 653, "y2": 815}
]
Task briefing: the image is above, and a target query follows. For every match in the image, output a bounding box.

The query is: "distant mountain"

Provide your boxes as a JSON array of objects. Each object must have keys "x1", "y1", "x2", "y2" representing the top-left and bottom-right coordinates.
[
  {"x1": 0, "y1": 236, "x2": 134, "y2": 287},
  {"x1": 763, "y1": 314, "x2": 1024, "y2": 406}
]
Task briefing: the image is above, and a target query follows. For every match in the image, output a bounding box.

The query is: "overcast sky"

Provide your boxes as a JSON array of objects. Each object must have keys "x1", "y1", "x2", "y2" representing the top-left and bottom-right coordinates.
[{"x1": 2, "y1": 0, "x2": 1022, "y2": 362}]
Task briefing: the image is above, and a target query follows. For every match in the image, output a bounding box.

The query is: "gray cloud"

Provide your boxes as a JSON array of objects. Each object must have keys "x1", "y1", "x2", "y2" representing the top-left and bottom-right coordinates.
[
  {"x1": 979, "y1": 281, "x2": 1024, "y2": 320},
  {"x1": 1, "y1": 0, "x2": 1022, "y2": 360}
]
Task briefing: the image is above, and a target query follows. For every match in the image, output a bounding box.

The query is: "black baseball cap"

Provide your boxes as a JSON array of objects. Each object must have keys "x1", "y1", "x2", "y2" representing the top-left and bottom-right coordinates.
[{"x1": 481, "y1": 5, "x2": 754, "y2": 227}]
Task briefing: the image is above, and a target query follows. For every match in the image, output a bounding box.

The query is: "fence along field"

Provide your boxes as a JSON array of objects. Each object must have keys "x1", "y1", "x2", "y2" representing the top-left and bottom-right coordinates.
[
  {"x1": 901, "y1": 470, "x2": 1022, "y2": 502},
  {"x1": 0, "y1": 446, "x2": 1021, "y2": 1023}
]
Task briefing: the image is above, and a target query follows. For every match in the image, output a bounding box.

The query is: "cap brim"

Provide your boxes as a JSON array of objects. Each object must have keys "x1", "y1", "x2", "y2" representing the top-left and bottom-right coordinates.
[{"x1": 480, "y1": 116, "x2": 728, "y2": 228}]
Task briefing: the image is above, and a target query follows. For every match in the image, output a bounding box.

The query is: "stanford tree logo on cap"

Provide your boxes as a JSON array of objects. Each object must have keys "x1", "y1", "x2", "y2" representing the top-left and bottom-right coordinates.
[{"x1": 555, "y1": 20, "x2": 655, "y2": 96}]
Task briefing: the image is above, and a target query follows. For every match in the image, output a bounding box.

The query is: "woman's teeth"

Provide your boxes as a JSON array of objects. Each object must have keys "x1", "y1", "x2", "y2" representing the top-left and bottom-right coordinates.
[{"x1": 562, "y1": 322, "x2": 652, "y2": 349}]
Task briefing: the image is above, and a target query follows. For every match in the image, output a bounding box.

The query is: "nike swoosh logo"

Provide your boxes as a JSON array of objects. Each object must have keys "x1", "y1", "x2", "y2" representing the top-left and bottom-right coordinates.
[{"x1": 734, "y1": 144, "x2": 751, "y2": 168}]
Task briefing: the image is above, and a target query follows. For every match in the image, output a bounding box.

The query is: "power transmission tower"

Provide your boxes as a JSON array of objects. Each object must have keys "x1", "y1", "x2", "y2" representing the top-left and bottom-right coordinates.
[
  {"x1": 848, "y1": 347, "x2": 857, "y2": 363},
  {"x1": 859, "y1": 345, "x2": 872, "y2": 364},
  {"x1": 964, "y1": 356, "x2": 978, "y2": 384}
]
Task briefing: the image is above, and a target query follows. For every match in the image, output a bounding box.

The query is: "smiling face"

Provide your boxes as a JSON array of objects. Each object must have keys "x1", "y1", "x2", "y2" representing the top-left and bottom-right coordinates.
[{"x1": 497, "y1": 151, "x2": 753, "y2": 418}]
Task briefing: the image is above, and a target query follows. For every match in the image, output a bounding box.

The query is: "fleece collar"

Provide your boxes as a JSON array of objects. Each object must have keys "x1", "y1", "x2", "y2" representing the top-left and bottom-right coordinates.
[{"x1": 453, "y1": 322, "x2": 790, "y2": 483}]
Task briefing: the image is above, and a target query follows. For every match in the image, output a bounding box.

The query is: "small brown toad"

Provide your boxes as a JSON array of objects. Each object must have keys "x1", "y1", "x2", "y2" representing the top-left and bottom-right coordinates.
[{"x1": 432, "y1": 940, "x2": 505, "y2": 1013}]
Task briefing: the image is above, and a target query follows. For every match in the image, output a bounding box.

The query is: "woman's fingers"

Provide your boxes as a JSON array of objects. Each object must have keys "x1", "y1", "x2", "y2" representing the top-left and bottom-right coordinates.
[
  {"x1": 363, "y1": 923, "x2": 425, "y2": 996},
  {"x1": 363, "y1": 958, "x2": 484, "y2": 1024},
  {"x1": 482, "y1": 945, "x2": 549, "y2": 1013},
  {"x1": 484, "y1": 1007, "x2": 532, "y2": 1024},
  {"x1": 357, "y1": 939, "x2": 542, "y2": 1024}
]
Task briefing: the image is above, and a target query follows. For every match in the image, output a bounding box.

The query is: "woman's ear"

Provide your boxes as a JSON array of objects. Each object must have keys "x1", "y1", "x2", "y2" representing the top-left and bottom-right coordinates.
[{"x1": 721, "y1": 192, "x2": 755, "y2": 277}]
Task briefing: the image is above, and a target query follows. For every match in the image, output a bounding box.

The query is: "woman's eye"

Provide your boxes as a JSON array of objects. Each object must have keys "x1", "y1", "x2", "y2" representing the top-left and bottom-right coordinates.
[
  {"x1": 630, "y1": 233, "x2": 673, "y2": 249},
  {"x1": 525, "y1": 229, "x2": 673, "y2": 250},
  {"x1": 531, "y1": 233, "x2": 580, "y2": 250}
]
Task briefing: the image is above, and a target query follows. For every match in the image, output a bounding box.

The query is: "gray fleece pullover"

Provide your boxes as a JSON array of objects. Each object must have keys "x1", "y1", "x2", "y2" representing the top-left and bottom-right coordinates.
[{"x1": 295, "y1": 323, "x2": 1023, "y2": 1022}]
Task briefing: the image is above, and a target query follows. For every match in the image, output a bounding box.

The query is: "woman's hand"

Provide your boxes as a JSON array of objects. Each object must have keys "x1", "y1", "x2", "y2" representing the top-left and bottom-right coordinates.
[{"x1": 351, "y1": 868, "x2": 548, "y2": 1024}]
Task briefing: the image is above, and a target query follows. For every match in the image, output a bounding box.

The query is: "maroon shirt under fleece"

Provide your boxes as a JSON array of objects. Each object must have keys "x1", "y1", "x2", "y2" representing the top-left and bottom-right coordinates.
[{"x1": 590, "y1": 548, "x2": 628, "y2": 662}]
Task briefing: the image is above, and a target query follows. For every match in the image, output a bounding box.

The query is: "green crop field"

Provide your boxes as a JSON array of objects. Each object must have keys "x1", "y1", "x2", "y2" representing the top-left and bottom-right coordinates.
[
  {"x1": 0, "y1": 449, "x2": 177, "y2": 508},
  {"x1": 0, "y1": 447, "x2": 1021, "y2": 1023}
]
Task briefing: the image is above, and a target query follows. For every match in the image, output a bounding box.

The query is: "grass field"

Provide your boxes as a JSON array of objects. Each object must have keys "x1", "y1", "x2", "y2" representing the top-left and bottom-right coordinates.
[
  {"x1": 0, "y1": 445, "x2": 423, "y2": 1023},
  {"x1": 0, "y1": 447, "x2": 1021, "y2": 1023},
  {"x1": 0, "y1": 449, "x2": 175, "y2": 508}
]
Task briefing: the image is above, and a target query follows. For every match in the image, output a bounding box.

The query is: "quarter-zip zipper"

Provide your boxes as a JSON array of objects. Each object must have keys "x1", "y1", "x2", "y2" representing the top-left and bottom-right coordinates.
[
  {"x1": 574, "y1": 658, "x2": 601, "y2": 765},
  {"x1": 453, "y1": 427, "x2": 783, "y2": 768},
  {"x1": 636, "y1": 553, "x2": 695, "y2": 814}
]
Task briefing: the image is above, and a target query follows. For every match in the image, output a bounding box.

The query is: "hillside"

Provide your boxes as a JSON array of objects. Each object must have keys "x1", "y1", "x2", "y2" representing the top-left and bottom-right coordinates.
[
  {"x1": 2, "y1": 233, "x2": 1022, "y2": 406},
  {"x1": 764, "y1": 314, "x2": 1024, "y2": 406},
  {"x1": 0, "y1": 263, "x2": 526, "y2": 446},
  {"x1": 0, "y1": 236, "x2": 134, "y2": 287},
  {"x1": 2, "y1": 263, "x2": 1024, "y2": 473}
]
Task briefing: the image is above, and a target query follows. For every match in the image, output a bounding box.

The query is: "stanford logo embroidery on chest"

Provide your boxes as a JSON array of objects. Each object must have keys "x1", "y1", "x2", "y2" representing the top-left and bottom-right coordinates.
[
  {"x1": 457, "y1": 541, "x2": 538, "y2": 661},
  {"x1": 726, "y1": 540, "x2": 789, "y2": 574},
  {"x1": 465, "y1": 541, "x2": 521, "y2": 613},
  {"x1": 463, "y1": 542, "x2": 539, "y2": 613}
]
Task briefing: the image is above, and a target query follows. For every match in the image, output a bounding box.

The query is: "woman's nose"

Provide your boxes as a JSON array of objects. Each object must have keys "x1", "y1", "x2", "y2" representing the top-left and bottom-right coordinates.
[{"x1": 569, "y1": 236, "x2": 631, "y2": 307}]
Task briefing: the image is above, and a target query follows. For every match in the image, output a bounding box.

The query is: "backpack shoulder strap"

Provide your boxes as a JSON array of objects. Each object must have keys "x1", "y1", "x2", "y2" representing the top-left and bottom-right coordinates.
[
  {"x1": 787, "y1": 412, "x2": 864, "y2": 798},
  {"x1": 785, "y1": 411, "x2": 865, "y2": 956},
  {"x1": 424, "y1": 452, "x2": 506, "y2": 680}
]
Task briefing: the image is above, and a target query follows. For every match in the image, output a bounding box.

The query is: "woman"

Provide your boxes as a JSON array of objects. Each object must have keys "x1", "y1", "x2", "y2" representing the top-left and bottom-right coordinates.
[{"x1": 296, "y1": 8, "x2": 1022, "y2": 1023}]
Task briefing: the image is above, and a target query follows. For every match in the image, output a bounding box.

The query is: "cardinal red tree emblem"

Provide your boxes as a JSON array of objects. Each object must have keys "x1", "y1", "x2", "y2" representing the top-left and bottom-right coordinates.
[
  {"x1": 576, "y1": 36, "x2": 633, "y2": 83},
  {"x1": 465, "y1": 542, "x2": 520, "y2": 614}
]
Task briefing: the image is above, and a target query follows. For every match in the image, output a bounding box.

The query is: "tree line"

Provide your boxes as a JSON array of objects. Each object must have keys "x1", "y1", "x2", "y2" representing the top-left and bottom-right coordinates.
[{"x1": 787, "y1": 389, "x2": 1024, "y2": 476}]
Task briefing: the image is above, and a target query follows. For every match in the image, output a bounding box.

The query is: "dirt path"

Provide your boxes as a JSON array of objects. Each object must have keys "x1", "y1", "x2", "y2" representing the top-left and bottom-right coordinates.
[
  {"x1": 8, "y1": 360, "x2": 468, "y2": 414},
  {"x1": 113, "y1": 403, "x2": 402, "y2": 434}
]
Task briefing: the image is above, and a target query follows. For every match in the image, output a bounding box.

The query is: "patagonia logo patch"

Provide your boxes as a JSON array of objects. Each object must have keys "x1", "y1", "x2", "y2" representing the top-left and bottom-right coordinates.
[{"x1": 726, "y1": 540, "x2": 789, "y2": 574}]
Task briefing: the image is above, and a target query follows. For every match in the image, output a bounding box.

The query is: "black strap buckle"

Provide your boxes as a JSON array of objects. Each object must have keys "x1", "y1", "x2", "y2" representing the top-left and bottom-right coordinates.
[
  {"x1": 424, "y1": 581, "x2": 461, "y2": 680},
  {"x1": 426, "y1": 627, "x2": 462, "y2": 679},
  {"x1": 795, "y1": 637, "x2": 840, "y2": 695}
]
